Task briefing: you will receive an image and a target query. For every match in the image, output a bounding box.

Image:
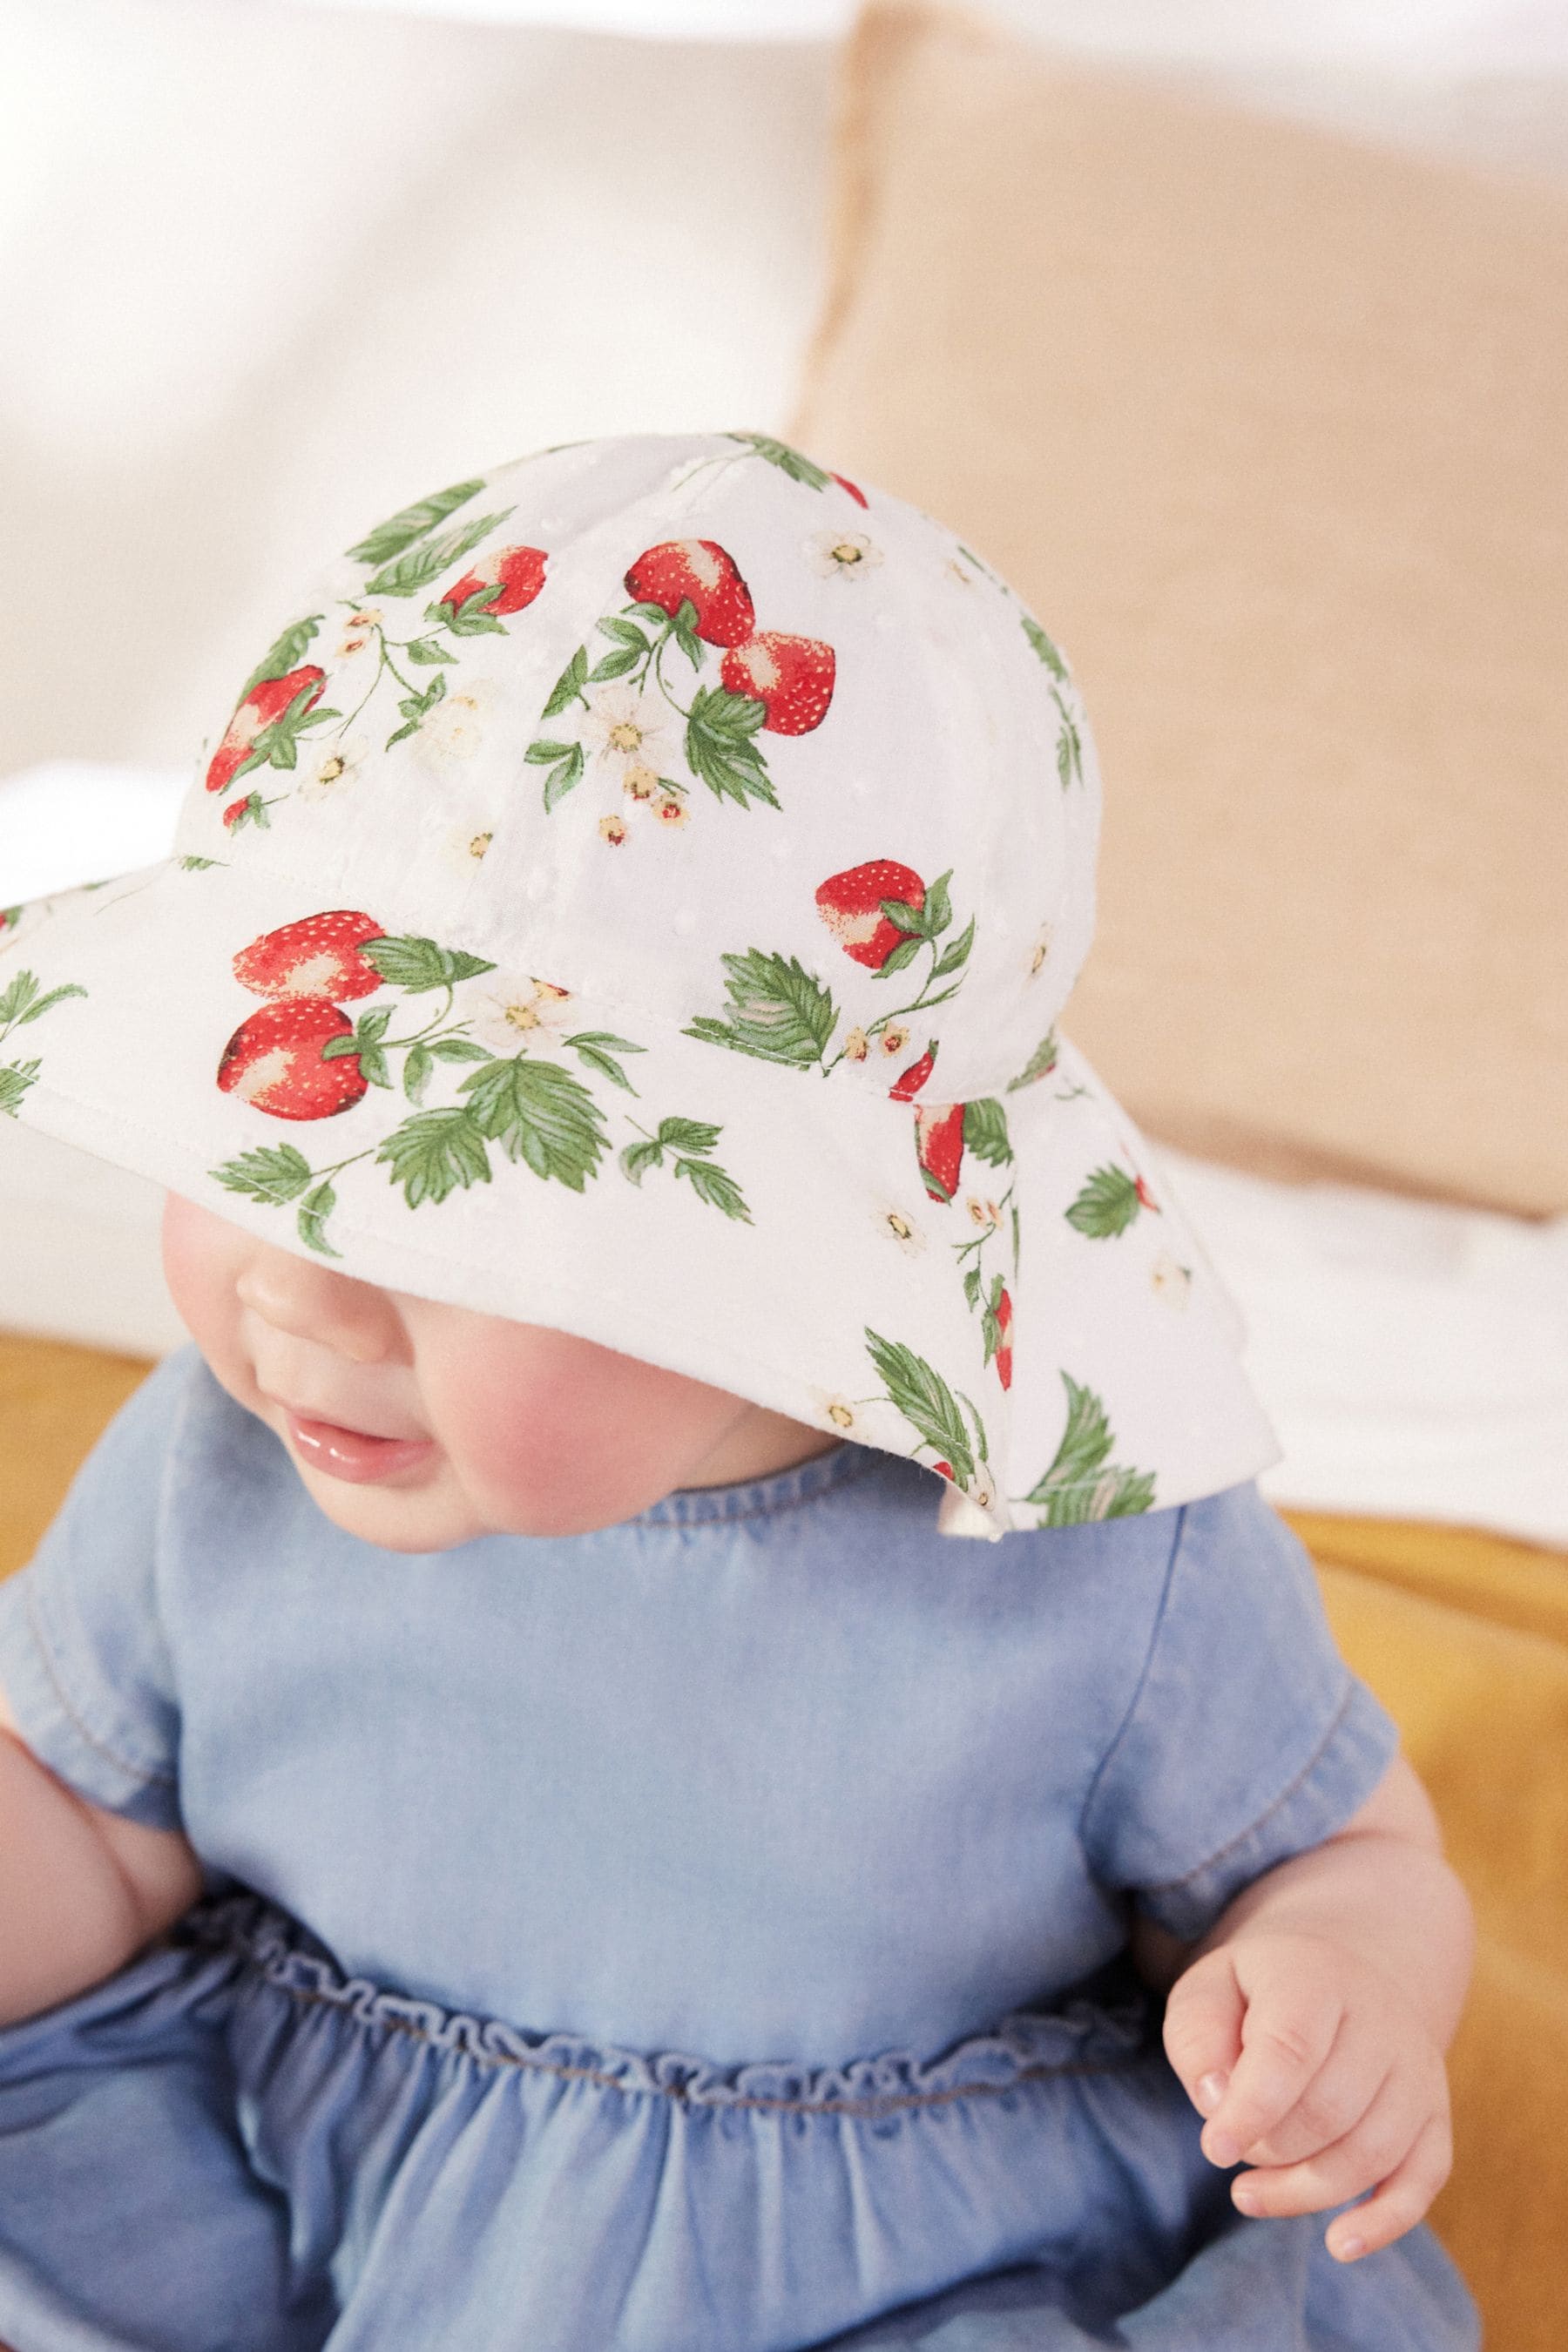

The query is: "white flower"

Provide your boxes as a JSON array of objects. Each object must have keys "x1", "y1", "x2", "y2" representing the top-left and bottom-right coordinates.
[
  {"x1": 296, "y1": 733, "x2": 369, "y2": 803},
  {"x1": 422, "y1": 682, "x2": 493, "y2": 766},
  {"x1": 1150, "y1": 1252, "x2": 1193, "y2": 1309},
  {"x1": 466, "y1": 973, "x2": 575, "y2": 1057},
  {"x1": 585, "y1": 686, "x2": 672, "y2": 772},
  {"x1": 808, "y1": 528, "x2": 883, "y2": 583},
  {"x1": 870, "y1": 1202, "x2": 927, "y2": 1255},
  {"x1": 437, "y1": 820, "x2": 495, "y2": 879},
  {"x1": 335, "y1": 607, "x2": 384, "y2": 660},
  {"x1": 811, "y1": 1389, "x2": 862, "y2": 1436}
]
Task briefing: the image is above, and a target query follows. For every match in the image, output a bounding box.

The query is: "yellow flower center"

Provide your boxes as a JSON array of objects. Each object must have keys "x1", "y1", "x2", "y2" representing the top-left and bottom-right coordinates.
[
  {"x1": 502, "y1": 998, "x2": 541, "y2": 1031},
  {"x1": 318, "y1": 756, "x2": 346, "y2": 784},
  {"x1": 828, "y1": 1402, "x2": 855, "y2": 1429},
  {"x1": 831, "y1": 541, "x2": 863, "y2": 566},
  {"x1": 608, "y1": 721, "x2": 643, "y2": 754},
  {"x1": 469, "y1": 832, "x2": 492, "y2": 859},
  {"x1": 887, "y1": 1213, "x2": 913, "y2": 1241}
]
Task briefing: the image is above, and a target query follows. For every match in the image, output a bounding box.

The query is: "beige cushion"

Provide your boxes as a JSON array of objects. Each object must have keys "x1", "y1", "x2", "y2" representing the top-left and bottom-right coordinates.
[{"x1": 791, "y1": 1, "x2": 1568, "y2": 1216}]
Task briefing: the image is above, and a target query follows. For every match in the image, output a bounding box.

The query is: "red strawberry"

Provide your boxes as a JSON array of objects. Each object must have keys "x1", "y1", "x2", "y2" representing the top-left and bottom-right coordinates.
[
  {"x1": 438, "y1": 544, "x2": 548, "y2": 618},
  {"x1": 832, "y1": 473, "x2": 868, "y2": 507},
  {"x1": 206, "y1": 666, "x2": 326, "y2": 795},
  {"x1": 1135, "y1": 1174, "x2": 1159, "y2": 1213},
  {"x1": 889, "y1": 1042, "x2": 937, "y2": 1101},
  {"x1": 720, "y1": 632, "x2": 835, "y2": 735},
  {"x1": 915, "y1": 1102, "x2": 964, "y2": 1204},
  {"x1": 815, "y1": 861, "x2": 925, "y2": 969},
  {"x1": 233, "y1": 911, "x2": 387, "y2": 1003},
  {"x1": 217, "y1": 1000, "x2": 367, "y2": 1121},
  {"x1": 931, "y1": 1460, "x2": 955, "y2": 1481},
  {"x1": 993, "y1": 1288, "x2": 1014, "y2": 1390},
  {"x1": 625, "y1": 541, "x2": 754, "y2": 647}
]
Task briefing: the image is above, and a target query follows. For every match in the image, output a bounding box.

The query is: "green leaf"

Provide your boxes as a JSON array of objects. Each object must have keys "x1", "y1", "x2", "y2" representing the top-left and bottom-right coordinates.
[
  {"x1": 963, "y1": 1098, "x2": 1013, "y2": 1166},
  {"x1": 1053, "y1": 690, "x2": 1084, "y2": 789},
  {"x1": 296, "y1": 1181, "x2": 342, "y2": 1259},
  {"x1": 526, "y1": 739, "x2": 585, "y2": 811},
  {"x1": 598, "y1": 615, "x2": 650, "y2": 650},
  {"x1": 727, "y1": 432, "x2": 833, "y2": 490},
  {"x1": 177, "y1": 856, "x2": 218, "y2": 871},
  {"x1": 673, "y1": 1154, "x2": 752, "y2": 1222},
  {"x1": 874, "y1": 936, "x2": 923, "y2": 978},
  {"x1": 363, "y1": 507, "x2": 513, "y2": 599},
  {"x1": 541, "y1": 645, "x2": 590, "y2": 719},
  {"x1": 208, "y1": 1143, "x2": 314, "y2": 1208},
  {"x1": 587, "y1": 645, "x2": 641, "y2": 684},
  {"x1": 685, "y1": 686, "x2": 777, "y2": 810},
  {"x1": 427, "y1": 1034, "x2": 494, "y2": 1063},
  {"x1": 356, "y1": 935, "x2": 496, "y2": 993},
  {"x1": 565, "y1": 1031, "x2": 642, "y2": 1092},
  {"x1": 405, "y1": 635, "x2": 456, "y2": 666},
  {"x1": 654, "y1": 1116, "x2": 721, "y2": 1153},
  {"x1": 1006, "y1": 1030, "x2": 1059, "y2": 1092},
  {"x1": 0, "y1": 1059, "x2": 40, "y2": 1116},
  {"x1": 1031, "y1": 1377, "x2": 1111, "y2": 1504},
  {"x1": 1065, "y1": 1164, "x2": 1143, "y2": 1239},
  {"x1": 375, "y1": 1107, "x2": 492, "y2": 1208},
  {"x1": 923, "y1": 870, "x2": 953, "y2": 937},
  {"x1": 626, "y1": 600, "x2": 674, "y2": 627},
  {"x1": 619, "y1": 1137, "x2": 665, "y2": 1185},
  {"x1": 1021, "y1": 613, "x2": 1069, "y2": 681},
  {"x1": 684, "y1": 950, "x2": 835, "y2": 1068},
  {"x1": 931, "y1": 916, "x2": 976, "y2": 979},
  {"x1": 456, "y1": 1056, "x2": 607, "y2": 1191},
  {"x1": 671, "y1": 598, "x2": 702, "y2": 669},
  {"x1": 384, "y1": 671, "x2": 446, "y2": 748},
  {"x1": 959, "y1": 1389, "x2": 991, "y2": 1464},
  {"x1": 864, "y1": 1329, "x2": 974, "y2": 1487},
  {"x1": 356, "y1": 1006, "x2": 392, "y2": 1043},
  {"x1": 14, "y1": 980, "x2": 87, "y2": 1028},
  {"x1": 238, "y1": 615, "x2": 321, "y2": 704},
  {"x1": 431, "y1": 585, "x2": 507, "y2": 637},
  {"x1": 355, "y1": 1044, "x2": 392, "y2": 1091},
  {"x1": 345, "y1": 477, "x2": 484, "y2": 565},
  {"x1": 878, "y1": 897, "x2": 928, "y2": 937},
  {"x1": 403, "y1": 1043, "x2": 435, "y2": 1104},
  {"x1": 0, "y1": 970, "x2": 40, "y2": 1026},
  {"x1": 962, "y1": 1264, "x2": 983, "y2": 1308}
]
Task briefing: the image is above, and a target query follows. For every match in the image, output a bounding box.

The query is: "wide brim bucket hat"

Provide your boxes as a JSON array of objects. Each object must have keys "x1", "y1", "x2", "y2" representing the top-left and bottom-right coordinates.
[{"x1": 0, "y1": 431, "x2": 1280, "y2": 1535}]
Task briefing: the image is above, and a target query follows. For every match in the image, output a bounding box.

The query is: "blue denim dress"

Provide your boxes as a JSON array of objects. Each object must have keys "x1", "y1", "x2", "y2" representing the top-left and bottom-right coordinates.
[{"x1": 0, "y1": 1347, "x2": 1477, "y2": 2351}]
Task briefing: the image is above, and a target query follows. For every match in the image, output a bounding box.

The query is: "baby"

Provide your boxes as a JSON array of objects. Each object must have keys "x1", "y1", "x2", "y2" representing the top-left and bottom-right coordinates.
[{"x1": 0, "y1": 433, "x2": 1476, "y2": 2349}]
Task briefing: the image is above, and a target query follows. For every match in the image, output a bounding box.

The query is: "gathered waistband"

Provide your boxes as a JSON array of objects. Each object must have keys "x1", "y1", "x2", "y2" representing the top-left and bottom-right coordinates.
[{"x1": 173, "y1": 1894, "x2": 1158, "y2": 2120}]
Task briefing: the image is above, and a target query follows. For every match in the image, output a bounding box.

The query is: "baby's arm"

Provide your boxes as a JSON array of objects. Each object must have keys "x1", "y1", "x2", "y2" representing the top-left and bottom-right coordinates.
[
  {"x1": 0, "y1": 1681, "x2": 203, "y2": 2025},
  {"x1": 1152, "y1": 1750, "x2": 1473, "y2": 2263}
]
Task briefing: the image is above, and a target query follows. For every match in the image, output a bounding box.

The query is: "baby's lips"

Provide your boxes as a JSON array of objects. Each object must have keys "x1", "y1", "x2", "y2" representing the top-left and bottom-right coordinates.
[{"x1": 216, "y1": 999, "x2": 368, "y2": 1122}]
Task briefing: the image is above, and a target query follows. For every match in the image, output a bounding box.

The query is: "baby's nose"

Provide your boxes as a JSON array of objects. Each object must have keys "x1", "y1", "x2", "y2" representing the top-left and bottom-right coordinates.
[{"x1": 236, "y1": 1246, "x2": 398, "y2": 1365}]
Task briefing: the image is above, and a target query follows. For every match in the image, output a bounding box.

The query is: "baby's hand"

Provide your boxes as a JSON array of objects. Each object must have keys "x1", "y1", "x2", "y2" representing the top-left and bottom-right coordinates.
[{"x1": 1161, "y1": 1930, "x2": 1453, "y2": 2263}]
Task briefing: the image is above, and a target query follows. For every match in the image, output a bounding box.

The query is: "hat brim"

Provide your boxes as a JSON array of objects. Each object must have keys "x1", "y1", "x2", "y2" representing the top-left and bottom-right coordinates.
[{"x1": 0, "y1": 858, "x2": 1278, "y2": 1534}]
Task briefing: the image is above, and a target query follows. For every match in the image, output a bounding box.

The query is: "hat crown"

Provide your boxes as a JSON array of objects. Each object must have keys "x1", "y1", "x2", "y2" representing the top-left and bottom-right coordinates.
[{"x1": 179, "y1": 433, "x2": 1100, "y2": 1102}]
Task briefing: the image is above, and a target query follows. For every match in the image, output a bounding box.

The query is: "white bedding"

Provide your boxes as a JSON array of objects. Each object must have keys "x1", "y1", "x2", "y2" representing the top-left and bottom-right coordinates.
[{"x1": 4, "y1": 762, "x2": 1564, "y2": 1551}]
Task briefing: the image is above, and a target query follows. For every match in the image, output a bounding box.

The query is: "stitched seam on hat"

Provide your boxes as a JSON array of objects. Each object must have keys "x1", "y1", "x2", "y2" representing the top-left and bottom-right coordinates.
[
  {"x1": 22, "y1": 1578, "x2": 178, "y2": 1789},
  {"x1": 1140, "y1": 1678, "x2": 1358, "y2": 1900}
]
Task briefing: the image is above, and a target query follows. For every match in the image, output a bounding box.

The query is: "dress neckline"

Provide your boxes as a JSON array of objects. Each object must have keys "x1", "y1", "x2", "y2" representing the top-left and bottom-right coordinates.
[{"x1": 633, "y1": 1439, "x2": 887, "y2": 1528}]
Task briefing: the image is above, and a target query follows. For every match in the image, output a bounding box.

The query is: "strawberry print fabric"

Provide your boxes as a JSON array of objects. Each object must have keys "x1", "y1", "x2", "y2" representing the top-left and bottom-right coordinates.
[{"x1": 0, "y1": 431, "x2": 1282, "y2": 1532}]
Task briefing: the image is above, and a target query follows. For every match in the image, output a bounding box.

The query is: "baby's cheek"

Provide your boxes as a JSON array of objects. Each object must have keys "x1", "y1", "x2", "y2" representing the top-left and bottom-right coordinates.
[{"x1": 428, "y1": 1328, "x2": 724, "y2": 1535}]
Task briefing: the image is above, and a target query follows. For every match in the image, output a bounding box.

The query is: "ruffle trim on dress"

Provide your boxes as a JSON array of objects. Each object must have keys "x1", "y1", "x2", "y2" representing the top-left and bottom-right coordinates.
[{"x1": 177, "y1": 1895, "x2": 1154, "y2": 2119}]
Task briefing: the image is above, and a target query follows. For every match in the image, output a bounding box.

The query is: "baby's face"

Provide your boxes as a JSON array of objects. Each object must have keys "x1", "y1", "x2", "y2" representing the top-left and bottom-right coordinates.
[{"x1": 161, "y1": 1193, "x2": 839, "y2": 1553}]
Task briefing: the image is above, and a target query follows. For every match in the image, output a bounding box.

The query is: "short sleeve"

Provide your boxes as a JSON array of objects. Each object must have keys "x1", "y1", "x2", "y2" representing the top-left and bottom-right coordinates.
[
  {"x1": 1080, "y1": 1481, "x2": 1399, "y2": 1941},
  {"x1": 0, "y1": 1346, "x2": 194, "y2": 1830}
]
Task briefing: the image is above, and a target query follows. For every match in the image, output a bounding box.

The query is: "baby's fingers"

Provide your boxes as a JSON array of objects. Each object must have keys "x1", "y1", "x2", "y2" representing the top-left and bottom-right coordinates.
[
  {"x1": 1196, "y1": 1951, "x2": 1345, "y2": 2166},
  {"x1": 1160, "y1": 1948, "x2": 1245, "y2": 2123},
  {"x1": 1231, "y1": 2073, "x2": 1452, "y2": 2258}
]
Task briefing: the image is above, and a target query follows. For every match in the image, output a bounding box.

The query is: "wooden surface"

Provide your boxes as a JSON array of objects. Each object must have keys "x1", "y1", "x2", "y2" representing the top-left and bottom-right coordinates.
[{"x1": 0, "y1": 1331, "x2": 156, "y2": 1581}]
